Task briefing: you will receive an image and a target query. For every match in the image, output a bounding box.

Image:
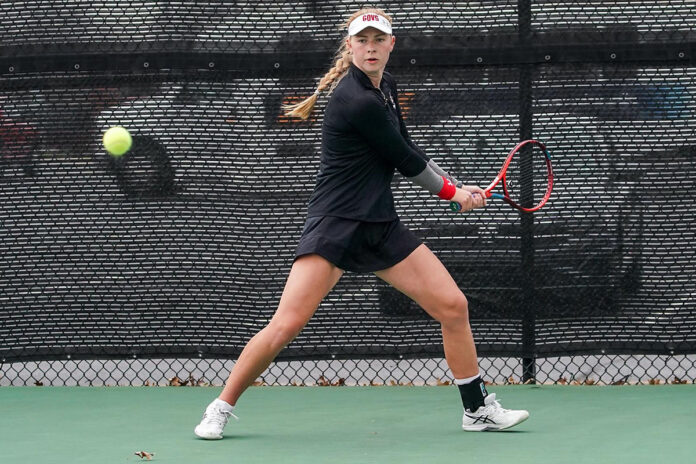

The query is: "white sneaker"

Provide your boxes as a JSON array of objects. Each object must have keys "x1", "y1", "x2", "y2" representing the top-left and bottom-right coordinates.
[
  {"x1": 461, "y1": 393, "x2": 529, "y2": 431},
  {"x1": 194, "y1": 400, "x2": 238, "y2": 439}
]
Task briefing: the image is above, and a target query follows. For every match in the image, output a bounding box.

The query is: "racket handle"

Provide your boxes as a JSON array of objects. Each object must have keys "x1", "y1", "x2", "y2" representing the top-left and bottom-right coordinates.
[{"x1": 449, "y1": 192, "x2": 491, "y2": 212}]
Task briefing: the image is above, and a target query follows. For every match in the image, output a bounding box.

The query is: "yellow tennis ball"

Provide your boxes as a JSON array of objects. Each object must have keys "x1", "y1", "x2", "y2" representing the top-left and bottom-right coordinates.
[{"x1": 102, "y1": 126, "x2": 132, "y2": 156}]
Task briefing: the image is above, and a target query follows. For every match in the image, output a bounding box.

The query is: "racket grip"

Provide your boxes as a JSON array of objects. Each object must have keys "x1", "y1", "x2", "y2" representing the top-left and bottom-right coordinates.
[{"x1": 449, "y1": 192, "x2": 485, "y2": 212}]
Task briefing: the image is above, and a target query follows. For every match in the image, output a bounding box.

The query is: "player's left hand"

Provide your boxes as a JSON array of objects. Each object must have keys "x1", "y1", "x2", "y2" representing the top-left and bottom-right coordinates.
[
  {"x1": 451, "y1": 186, "x2": 486, "y2": 212},
  {"x1": 461, "y1": 185, "x2": 487, "y2": 208},
  {"x1": 460, "y1": 185, "x2": 487, "y2": 199}
]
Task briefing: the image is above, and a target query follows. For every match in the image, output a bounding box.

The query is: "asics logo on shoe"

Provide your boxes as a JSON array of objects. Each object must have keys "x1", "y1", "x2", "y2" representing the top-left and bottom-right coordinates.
[{"x1": 464, "y1": 413, "x2": 497, "y2": 425}]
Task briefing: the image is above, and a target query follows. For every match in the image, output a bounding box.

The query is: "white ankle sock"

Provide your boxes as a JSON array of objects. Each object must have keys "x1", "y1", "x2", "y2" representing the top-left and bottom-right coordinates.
[
  {"x1": 454, "y1": 373, "x2": 481, "y2": 385},
  {"x1": 212, "y1": 398, "x2": 235, "y2": 412}
]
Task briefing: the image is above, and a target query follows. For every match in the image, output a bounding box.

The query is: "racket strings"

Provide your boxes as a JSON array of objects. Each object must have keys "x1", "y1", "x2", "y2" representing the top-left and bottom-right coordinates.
[{"x1": 505, "y1": 145, "x2": 551, "y2": 208}]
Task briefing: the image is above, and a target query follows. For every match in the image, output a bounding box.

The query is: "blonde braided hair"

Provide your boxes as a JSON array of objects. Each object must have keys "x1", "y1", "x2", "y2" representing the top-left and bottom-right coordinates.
[{"x1": 283, "y1": 7, "x2": 393, "y2": 119}]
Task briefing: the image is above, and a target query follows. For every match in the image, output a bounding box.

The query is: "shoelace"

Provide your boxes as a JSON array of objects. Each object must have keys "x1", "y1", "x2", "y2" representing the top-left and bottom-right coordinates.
[
  {"x1": 485, "y1": 397, "x2": 511, "y2": 415},
  {"x1": 202, "y1": 408, "x2": 238, "y2": 427}
]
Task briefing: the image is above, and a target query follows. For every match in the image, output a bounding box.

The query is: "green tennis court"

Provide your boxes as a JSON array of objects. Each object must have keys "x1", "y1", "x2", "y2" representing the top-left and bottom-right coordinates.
[{"x1": 2, "y1": 385, "x2": 693, "y2": 463}]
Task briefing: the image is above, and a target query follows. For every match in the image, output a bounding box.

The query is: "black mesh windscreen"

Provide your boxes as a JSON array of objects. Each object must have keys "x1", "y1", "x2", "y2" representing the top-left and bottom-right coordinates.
[{"x1": 1, "y1": 2, "x2": 695, "y2": 382}]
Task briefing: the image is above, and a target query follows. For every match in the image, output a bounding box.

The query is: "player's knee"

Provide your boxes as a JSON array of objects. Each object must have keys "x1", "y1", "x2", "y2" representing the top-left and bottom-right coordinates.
[
  {"x1": 434, "y1": 291, "x2": 469, "y2": 325},
  {"x1": 267, "y1": 318, "x2": 306, "y2": 349}
]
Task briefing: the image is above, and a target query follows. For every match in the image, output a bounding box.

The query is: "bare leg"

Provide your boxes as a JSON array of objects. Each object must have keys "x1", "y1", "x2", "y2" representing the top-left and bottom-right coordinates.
[
  {"x1": 375, "y1": 244, "x2": 479, "y2": 378},
  {"x1": 219, "y1": 254, "x2": 343, "y2": 405}
]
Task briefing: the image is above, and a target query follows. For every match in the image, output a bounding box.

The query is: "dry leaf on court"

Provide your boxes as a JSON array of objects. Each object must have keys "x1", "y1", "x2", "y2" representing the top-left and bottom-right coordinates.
[{"x1": 134, "y1": 450, "x2": 155, "y2": 460}]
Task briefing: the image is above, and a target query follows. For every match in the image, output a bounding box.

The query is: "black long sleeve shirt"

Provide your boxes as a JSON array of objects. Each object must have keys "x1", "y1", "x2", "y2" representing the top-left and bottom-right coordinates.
[{"x1": 305, "y1": 63, "x2": 429, "y2": 221}]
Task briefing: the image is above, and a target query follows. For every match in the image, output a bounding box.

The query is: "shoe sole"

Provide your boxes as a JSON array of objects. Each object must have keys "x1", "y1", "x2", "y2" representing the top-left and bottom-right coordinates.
[{"x1": 194, "y1": 428, "x2": 223, "y2": 440}]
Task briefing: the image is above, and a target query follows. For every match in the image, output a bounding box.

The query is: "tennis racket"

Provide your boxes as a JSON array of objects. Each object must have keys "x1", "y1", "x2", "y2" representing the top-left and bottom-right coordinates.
[{"x1": 450, "y1": 139, "x2": 553, "y2": 213}]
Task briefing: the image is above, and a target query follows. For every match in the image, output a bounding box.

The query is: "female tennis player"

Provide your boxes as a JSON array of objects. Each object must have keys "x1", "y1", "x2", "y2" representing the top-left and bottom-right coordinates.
[{"x1": 195, "y1": 7, "x2": 529, "y2": 439}]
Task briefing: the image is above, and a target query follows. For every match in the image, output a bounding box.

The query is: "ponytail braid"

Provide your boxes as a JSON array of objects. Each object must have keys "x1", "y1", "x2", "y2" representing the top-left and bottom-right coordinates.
[{"x1": 282, "y1": 46, "x2": 352, "y2": 119}]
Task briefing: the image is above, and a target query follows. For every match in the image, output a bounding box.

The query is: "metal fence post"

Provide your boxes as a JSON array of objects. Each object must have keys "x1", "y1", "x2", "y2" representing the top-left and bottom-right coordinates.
[{"x1": 518, "y1": 0, "x2": 536, "y2": 383}]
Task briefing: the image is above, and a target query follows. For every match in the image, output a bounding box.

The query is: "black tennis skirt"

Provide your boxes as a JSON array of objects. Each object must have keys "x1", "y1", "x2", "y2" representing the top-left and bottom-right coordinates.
[{"x1": 294, "y1": 216, "x2": 422, "y2": 273}]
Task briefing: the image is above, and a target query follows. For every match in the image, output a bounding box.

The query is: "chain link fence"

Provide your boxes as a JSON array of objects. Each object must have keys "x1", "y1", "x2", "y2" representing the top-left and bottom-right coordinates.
[{"x1": 3, "y1": 355, "x2": 696, "y2": 386}]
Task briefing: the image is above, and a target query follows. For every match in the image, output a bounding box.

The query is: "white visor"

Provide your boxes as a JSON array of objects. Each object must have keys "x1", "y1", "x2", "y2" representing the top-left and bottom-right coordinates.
[{"x1": 348, "y1": 14, "x2": 392, "y2": 36}]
